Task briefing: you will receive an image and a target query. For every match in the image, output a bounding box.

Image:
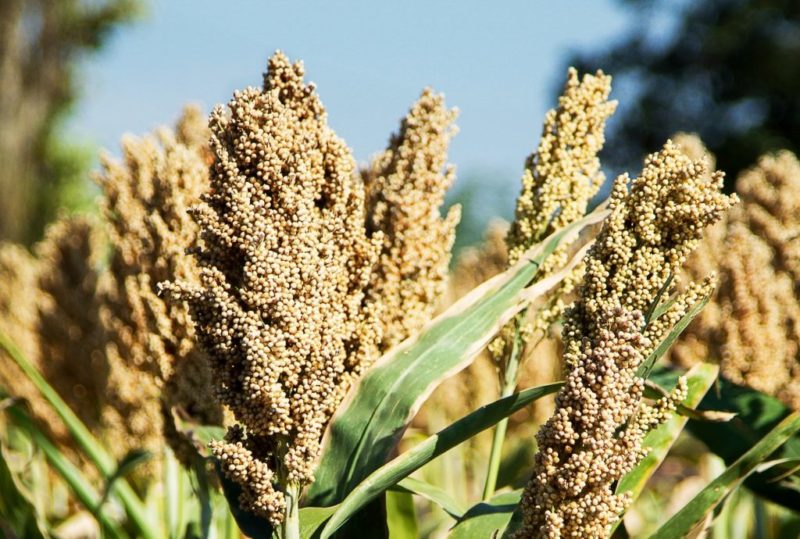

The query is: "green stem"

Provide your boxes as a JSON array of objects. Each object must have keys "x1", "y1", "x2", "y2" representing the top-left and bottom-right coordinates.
[
  {"x1": 6, "y1": 405, "x2": 126, "y2": 538},
  {"x1": 482, "y1": 316, "x2": 524, "y2": 500},
  {"x1": 164, "y1": 449, "x2": 179, "y2": 537},
  {"x1": 0, "y1": 332, "x2": 157, "y2": 539},
  {"x1": 282, "y1": 483, "x2": 301, "y2": 539}
]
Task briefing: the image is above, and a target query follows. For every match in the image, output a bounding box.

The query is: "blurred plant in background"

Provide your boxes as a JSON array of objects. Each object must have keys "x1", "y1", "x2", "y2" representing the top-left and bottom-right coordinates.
[{"x1": 0, "y1": 0, "x2": 140, "y2": 244}]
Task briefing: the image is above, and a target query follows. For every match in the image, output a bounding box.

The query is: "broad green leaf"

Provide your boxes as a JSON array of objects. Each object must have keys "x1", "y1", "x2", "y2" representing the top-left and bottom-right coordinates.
[
  {"x1": 0, "y1": 332, "x2": 157, "y2": 539},
  {"x1": 0, "y1": 443, "x2": 48, "y2": 538},
  {"x1": 318, "y1": 383, "x2": 563, "y2": 538},
  {"x1": 391, "y1": 476, "x2": 466, "y2": 519},
  {"x1": 4, "y1": 403, "x2": 126, "y2": 538},
  {"x1": 611, "y1": 362, "x2": 719, "y2": 532},
  {"x1": 679, "y1": 371, "x2": 800, "y2": 510},
  {"x1": 308, "y1": 208, "x2": 608, "y2": 508},
  {"x1": 449, "y1": 490, "x2": 521, "y2": 539},
  {"x1": 299, "y1": 506, "x2": 338, "y2": 539},
  {"x1": 635, "y1": 293, "x2": 711, "y2": 379},
  {"x1": 651, "y1": 412, "x2": 800, "y2": 538},
  {"x1": 386, "y1": 490, "x2": 418, "y2": 539}
]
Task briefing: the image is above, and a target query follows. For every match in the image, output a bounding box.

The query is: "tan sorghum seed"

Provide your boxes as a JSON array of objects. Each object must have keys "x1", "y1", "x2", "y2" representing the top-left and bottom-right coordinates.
[
  {"x1": 363, "y1": 88, "x2": 460, "y2": 351},
  {"x1": 161, "y1": 52, "x2": 383, "y2": 525},
  {"x1": 506, "y1": 67, "x2": 616, "y2": 266},
  {"x1": 96, "y1": 104, "x2": 222, "y2": 464},
  {"x1": 676, "y1": 150, "x2": 800, "y2": 410},
  {"x1": 515, "y1": 141, "x2": 736, "y2": 538},
  {"x1": 492, "y1": 68, "x2": 616, "y2": 367}
]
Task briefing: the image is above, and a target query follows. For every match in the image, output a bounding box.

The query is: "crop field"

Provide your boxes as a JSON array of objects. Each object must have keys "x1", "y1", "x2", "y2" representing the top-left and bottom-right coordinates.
[{"x1": 2, "y1": 2, "x2": 800, "y2": 538}]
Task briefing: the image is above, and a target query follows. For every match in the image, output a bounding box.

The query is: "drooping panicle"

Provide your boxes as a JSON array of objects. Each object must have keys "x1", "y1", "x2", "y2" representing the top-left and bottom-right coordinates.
[
  {"x1": 506, "y1": 67, "x2": 616, "y2": 265},
  {"x1": 363, "y1": 88, "x2": 460, "y2": 350},
  {"x1": 491, "y1": 67, "x2": 616, "y2": 364},
  {"x1": 515, "y1": 141, "x2": 736, "y2": 538},
  {"x1": 675, "y1": 150, "x2": 800, "y2": 410},
  {"x1": 161, "y1": 52, "x2": 382, "y2": 525},
  {"x1": 96, "y1": 105, "x2": 221, "y2": 463}
]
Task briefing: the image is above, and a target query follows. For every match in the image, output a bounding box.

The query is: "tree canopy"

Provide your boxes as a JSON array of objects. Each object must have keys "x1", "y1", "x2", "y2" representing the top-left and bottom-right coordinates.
[{"x1": 569, "y1": 0, "x2": 800, "y2": 186}]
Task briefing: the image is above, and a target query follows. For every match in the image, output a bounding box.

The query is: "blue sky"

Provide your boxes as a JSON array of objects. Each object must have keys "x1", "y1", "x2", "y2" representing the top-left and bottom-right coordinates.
[{"x1": 69, "y1": 1, "x2": 633, "y2": 220}]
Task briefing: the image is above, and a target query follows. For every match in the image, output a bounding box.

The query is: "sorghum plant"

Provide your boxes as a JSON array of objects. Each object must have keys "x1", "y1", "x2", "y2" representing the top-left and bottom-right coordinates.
[
  {"x1": 2, "y1": 49, "x2": 800, "y2": 539},
  {"x1": 97, "y1": 105, "x2": 222, "y2": 465},
  {"x1": 483, "y1": 67, "x2": 616, "y2": 501},
  {"x1": 0, "y1": 217, "x2": 104, "y2": 453},
  {"x1": 675, "y1": 149, "x2": 800, "y2": 410},
  {"x1": 363, "y1": 87, "x2": 460, "y2": 351},
  {"x1": 515, "y1": 142, "x2": 736, "y2": 537}
]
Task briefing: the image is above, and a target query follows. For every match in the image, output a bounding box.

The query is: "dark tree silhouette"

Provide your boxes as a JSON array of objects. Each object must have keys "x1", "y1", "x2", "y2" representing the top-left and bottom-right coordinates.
[{"x1": 569, "y1": 0, "x2": 800, "y2": 187}]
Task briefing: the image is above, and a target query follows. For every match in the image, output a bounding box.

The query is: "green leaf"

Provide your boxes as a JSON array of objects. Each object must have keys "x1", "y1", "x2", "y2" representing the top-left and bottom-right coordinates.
[
  {"x1": 98, "y1": 449, "x2": 153, "y2": 510},
  {"x1": 651, "y1": 412, "x2": 800, "y2": 538},
  {"x1": 679, "y1": 371, "x2": 800, "y2": 510},
  {"x1": 0, "y1": 443, "x2": 48, "y2": 538},
  {"x1": 449, "y1": 490, "x2": 521, "y2": 539},
  {"x1": 643, "y1": 273, "x2": 674, "y2": 324},
  {"x1": 191, "y1": 458, "x2": 214, "y2": 539},
  {"x1": 0, "y1": 332, "x2": 158, "y2": 539},
  {"x1": 318, "y1": 382, "x2": 563, "y2": 538},
  {"x1": 756, "y1": 457, "x2": 800, "y2": 483},
  {"x1": 635, "y1": 293, "x2": 710, "y2": 380},
  {"x1": 4, "y1": 403, "x2": 126, "y2": 538},
  {"x1": 391, "y1": 477, "x2": 465, "y2": 519},
  {"x1": 299, "y1": 506, "x2": 338, "y2": 539},
  {"x1": 611, "y1": 362, "x2": 719, "y2": 532},
  {"x1": 308, "y1": 208, "x2": 608, "y2": 508},
  {"x1": 386, "y1": 490, "x2": 418, "y2": 539}
]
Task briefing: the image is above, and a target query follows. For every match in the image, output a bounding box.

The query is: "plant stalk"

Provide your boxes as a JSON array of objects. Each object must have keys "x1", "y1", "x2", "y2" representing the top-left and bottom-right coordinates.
[
  {"x1": 282, "y1": 483, "x2": 301, "y2": 539},
  {"x1": 0, "y1": 332, "x2": 157, "y2": 539},
  {"x1": 482, "y1": 315, "x2": 524, "y2": 500}
]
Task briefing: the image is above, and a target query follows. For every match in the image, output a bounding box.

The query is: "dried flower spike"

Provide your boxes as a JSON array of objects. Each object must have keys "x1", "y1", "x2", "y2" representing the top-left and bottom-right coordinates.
[
  {"x1": 161, "y1": 52, "x2": 382, "y2": 525},
  {"x1": 676, "y1": 150, "x2": 800, "y2": 410},
  {"x1": 515, "y1": 141, "x2": 736, "y2": 538},
  {"x1": 96, "y1": 105, "x2": 220, "y2": 463},
  {"x1": 364, "y1": 88, "x2": 461, "y2": 350},
  {"x1": 506, "y1": 67, "x2": 616, "y2": 266}
]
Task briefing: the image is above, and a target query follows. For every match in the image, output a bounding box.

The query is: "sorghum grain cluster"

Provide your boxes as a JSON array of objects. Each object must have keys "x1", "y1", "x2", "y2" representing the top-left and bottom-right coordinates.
[{"x1": 515, "y1": 141, "x2": 736, "y2": 538}]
